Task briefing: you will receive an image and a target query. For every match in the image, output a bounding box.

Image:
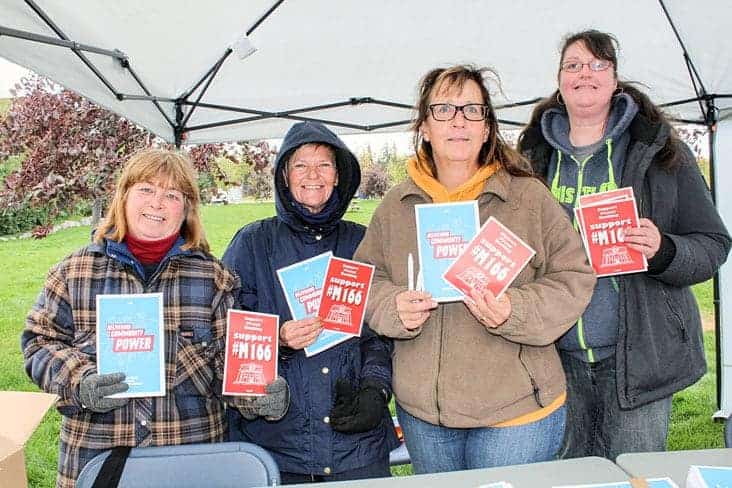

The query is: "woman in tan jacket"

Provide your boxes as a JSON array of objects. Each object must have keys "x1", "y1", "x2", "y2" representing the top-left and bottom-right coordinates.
[{"x1": 353, "y1": 65, "x2": 596, "y2": 474}]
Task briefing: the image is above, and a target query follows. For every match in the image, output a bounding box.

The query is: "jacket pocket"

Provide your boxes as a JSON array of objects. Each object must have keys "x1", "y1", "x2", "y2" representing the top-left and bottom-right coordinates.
[
  {"x1": 173, "y1": 324, "x2": 215, "y2": 398},
  {"x1": 518, "y1": 345, "x2": 544, "y2": 408},
  {"x1": 73, "y1": 330, "x2": 97, "y2": 357},
  {"x1": 660, "y1": 287, "x2": 688, "y2": 342}
]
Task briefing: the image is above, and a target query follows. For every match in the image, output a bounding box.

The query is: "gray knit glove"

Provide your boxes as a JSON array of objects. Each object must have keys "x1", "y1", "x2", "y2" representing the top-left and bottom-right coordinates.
[
  {"x1": 79, "y1": 372, "x2": 129, "y2": 413},
  {"x1": 234, "y1": 377, "x2": 290, "y2": 421}
]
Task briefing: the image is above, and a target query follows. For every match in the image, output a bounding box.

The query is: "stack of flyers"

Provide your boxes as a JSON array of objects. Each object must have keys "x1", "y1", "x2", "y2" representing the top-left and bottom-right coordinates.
[
  {"x1": 574, "y1": 187, "x2": 647, "y2": 277},
  {"x1": 443, "y1": 216, "x2": 535, "y2": 298},
  {"x1": 277, "y1": 252, "x2": 351, "y2": 357},
  {"x1": 223, "y1": 310, "x2": 278, "y2": 396},
  {"x1": 415, "y1": 201, "x2": 480, "y2": 302},
  {"x1": 686, "y1": 465, "x2": 732, "y2": 488},
  {"x1": 96, "y1": 293, "x2": 165, "y2": 398},
  {"x1": 317, "y1": 256, "x2": 375, "y2": 337}
]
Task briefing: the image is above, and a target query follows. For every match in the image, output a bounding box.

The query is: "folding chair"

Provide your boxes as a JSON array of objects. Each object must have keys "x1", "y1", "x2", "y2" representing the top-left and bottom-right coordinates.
[{"x1": 75, "y1": 442, "x2": 279, "y2": 488}]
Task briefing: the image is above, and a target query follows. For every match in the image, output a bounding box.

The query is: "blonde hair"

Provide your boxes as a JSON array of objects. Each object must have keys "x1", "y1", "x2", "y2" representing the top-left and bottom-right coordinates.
[{"x1": 94, "y1": 148, "x2": 210, "y2": 253}]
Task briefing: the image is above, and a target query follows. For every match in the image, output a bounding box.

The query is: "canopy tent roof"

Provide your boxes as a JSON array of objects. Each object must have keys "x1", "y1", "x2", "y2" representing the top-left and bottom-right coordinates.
[{"x1": 0, "y1": 0, "x2": 730, "y2": 144}]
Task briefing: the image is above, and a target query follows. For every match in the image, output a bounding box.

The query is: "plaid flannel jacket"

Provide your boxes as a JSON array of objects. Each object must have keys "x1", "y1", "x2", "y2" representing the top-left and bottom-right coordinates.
[{"x1": 21, "y1": 238, "x2": 240, "y2": 488}]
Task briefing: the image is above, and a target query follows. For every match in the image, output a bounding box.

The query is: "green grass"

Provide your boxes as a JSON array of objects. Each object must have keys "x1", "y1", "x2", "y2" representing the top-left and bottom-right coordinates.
[{"x1": 0, "y1": 200, "x2": 721, "y2": 486}]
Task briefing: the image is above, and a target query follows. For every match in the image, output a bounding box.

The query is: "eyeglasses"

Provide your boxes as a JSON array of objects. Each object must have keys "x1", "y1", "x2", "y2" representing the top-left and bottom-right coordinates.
[
  {"x1": 560, "y1": 59, "x2": 613, "y2": 73},
  {"x1": 288, "y1": 161, "x2": 337, "y2": 176},
  {"x1": 132, "y1": 183, "x2": 185, "y2": 205},
  {"x1": 428, "y1": 103, "x2": 489, "y2": 122}
]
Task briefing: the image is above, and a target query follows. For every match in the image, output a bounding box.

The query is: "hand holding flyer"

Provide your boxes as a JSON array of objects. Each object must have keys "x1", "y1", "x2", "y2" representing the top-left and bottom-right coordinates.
[
  {"x1": 443, "y1": 217, "x2": 535, "y2": 299},
  {"x1": 223, "y1": 310, "x2": 278, "y2": 396}
]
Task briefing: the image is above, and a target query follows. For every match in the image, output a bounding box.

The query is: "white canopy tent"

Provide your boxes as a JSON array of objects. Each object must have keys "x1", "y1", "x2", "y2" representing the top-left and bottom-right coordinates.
[{"x1": 2, "y1": 0, "x2": 732, "y2": 419}]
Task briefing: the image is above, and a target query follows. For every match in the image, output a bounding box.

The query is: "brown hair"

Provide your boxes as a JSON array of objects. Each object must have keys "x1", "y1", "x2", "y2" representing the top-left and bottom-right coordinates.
[
  {"x1": 412, "y1": 65, "x2": 531, "y2": 177},
  {"x1": 519, "y1": 30, "x2": 680, "y2": 168},
  {"x1": 94, "y1": 148, "x2": 210, "y2": 252}
]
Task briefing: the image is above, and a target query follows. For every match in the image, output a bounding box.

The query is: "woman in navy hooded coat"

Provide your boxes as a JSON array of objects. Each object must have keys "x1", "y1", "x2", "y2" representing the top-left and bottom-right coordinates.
[{"x1": 223, "y1": 121, "x2": 398, "y2": 484}]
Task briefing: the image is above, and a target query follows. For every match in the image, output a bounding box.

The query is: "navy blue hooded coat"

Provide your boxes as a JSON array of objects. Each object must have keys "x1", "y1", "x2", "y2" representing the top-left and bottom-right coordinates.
[{"x1": 223, "y1": 121, "x2": 398, "y2": 475}]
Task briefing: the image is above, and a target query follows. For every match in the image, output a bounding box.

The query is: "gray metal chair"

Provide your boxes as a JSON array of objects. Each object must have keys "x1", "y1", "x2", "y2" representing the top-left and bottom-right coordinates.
[{"x1": 75, "y1": 442, "x2": 280, "y2": 488}]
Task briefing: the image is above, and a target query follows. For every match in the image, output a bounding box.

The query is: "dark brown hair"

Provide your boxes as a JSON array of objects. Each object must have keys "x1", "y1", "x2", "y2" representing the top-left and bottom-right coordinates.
[
  {"x1": 557, "y1": 29, "x2": 619, "y2": 80},
  {"x1": 518, "y1": 30, "x2": 680, "y2": 168},
  {"x1": 412, "y1": 65, "x2": 531, "y2": 177}
]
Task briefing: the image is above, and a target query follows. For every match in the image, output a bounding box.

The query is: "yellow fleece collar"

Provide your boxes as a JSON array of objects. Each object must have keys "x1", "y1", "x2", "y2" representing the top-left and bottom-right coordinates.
[{"x1": 407, "y1": 154, "x2": 500, "y2": 203}]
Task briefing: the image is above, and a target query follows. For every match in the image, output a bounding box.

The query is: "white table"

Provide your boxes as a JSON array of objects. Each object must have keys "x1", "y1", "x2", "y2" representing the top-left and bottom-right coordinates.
[
  {"x1": 292, "y1": 456, "x2": 629, "y2": 488},
  {"x1": 616, "y1": 449, "x2": 732, "y2": 486}
]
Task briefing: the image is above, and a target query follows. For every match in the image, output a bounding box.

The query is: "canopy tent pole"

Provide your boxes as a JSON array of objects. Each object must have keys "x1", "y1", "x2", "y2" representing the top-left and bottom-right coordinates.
[{"x1": 713, "y1": 117, "x2": 732, "y2": 426}]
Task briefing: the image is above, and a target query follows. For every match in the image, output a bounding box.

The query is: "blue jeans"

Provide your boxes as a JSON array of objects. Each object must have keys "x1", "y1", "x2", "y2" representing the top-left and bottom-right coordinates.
[
  {"x1": 396, "y1": 402, "x2": 566, "y2": 474},
  {"x1": 559, "y1": 351, "x2": 672, "y2": 461}
]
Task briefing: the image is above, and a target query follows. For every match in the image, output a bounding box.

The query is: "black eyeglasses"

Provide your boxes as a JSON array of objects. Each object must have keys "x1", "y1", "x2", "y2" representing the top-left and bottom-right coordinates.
[
  {"x1": 428, "y1": 103, "x2": 489, "y2": 121},
  {"x1": 560, "y1": 59, "x2": 612, "y2": 73}
]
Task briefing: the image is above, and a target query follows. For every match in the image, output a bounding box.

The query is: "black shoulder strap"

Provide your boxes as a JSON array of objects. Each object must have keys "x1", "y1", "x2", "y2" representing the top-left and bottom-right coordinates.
[{"x1": 91, "y1": 446, "x2": 132, "y2": 488}]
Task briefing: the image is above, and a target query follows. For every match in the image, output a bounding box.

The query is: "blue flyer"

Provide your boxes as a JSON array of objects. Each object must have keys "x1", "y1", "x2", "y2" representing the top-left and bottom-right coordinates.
[
  {"x1": 415, "y1": 201, "x2": 480, "y2": 302},
  {"x1": 687, "y1": 465, "x2": 732, "y2": 488},
  {"x1": 96, "y1": 293, "x2": 165, "y2": 397},
  {"x1": 276, "y1": 252, "x2": 351, "y2": 357},
  {"x1": 554, "y1": 478, "x2": 678, "y2": 488}
]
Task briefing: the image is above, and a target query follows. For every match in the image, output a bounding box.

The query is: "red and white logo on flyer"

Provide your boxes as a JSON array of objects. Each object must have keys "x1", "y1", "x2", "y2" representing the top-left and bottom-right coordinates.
[
  {"x1": 223, "y1": 310, "x2": 278, "y2": 396},
  {"x1": 443, "y1": 217, "x2": 535, "y2": 298},
  {"x1": 317, "y1": 257, "x2": 374, "y2": 336}
]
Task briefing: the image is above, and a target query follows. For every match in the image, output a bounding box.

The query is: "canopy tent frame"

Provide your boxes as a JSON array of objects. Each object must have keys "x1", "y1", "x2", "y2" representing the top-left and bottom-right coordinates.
[{"x1": 3, "y1": 0, "x2": 730, "y2": 144}]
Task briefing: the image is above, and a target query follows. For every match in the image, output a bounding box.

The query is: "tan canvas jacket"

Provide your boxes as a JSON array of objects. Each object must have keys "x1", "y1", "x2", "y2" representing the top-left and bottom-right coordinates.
[{"x1": 354, "y1": 169, "x2": 596, "y2": 427}]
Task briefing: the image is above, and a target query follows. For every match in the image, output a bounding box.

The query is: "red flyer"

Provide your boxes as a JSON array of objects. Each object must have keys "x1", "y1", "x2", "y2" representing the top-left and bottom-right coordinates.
[
  {"x1": 317, "y1": 257, "x2": 374, "y2": 336},
  {"x1": 443, "y1": 217, "x2": 535, "y2": 299},
  {"x1": 223, "y1": 310, "x2": 279, "y2": 396},
  {"x1": 578, "y1": 187, "x2": 634, "y2": 207},
  {"x1": 578, "y1": 198, "x2": 647, "y2": 277}
]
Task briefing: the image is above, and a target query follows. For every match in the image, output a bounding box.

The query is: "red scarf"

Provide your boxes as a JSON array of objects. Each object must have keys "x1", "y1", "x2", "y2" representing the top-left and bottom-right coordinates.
[{"x1": 125, "y1": 233, "x2": 179, "y2": 265}]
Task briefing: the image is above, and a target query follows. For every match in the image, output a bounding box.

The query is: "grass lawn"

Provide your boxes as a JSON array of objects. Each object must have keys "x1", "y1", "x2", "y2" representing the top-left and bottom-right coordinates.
[{"x1": 0, "y1": 200, "x2": 722, "y2": 486}]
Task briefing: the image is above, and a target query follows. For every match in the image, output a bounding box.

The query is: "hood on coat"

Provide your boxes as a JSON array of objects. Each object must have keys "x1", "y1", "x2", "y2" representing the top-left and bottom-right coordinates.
[
  {"x1": 274, "y1": 121, "x2": 361, "y2": 233},
  {"x1": 540, "y1": 92, "x2": 639, "y2": 154}
]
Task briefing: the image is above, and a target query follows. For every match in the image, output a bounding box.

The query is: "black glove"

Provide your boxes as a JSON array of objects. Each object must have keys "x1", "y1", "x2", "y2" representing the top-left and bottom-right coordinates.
[
  {"x1": 330, "y1": 378, "x2": 388, "y2": 434},
  {"x1": 79, "y1": 372, "x2": 129, "y2": 413}
]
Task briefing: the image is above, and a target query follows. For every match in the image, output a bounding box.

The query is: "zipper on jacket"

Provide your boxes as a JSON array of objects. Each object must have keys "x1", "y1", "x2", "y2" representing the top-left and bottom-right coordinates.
[{"x1": 518, "y1": 345, "x2": 544, "y2": 408}]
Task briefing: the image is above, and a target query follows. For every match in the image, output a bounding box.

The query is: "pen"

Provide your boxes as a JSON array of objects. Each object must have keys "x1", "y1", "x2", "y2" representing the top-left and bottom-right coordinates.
[{"x1": 407, "y1": 253, "x2": 414, "y2": 291}]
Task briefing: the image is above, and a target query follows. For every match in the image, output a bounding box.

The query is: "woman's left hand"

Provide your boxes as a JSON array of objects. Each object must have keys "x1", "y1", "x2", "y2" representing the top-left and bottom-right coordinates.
[
  {"x1": 623, "y1": 218, "x2": 661, "y2": 259},
  {"x1": 465, "y1": 288, "x2": 511, "y2": 329}
]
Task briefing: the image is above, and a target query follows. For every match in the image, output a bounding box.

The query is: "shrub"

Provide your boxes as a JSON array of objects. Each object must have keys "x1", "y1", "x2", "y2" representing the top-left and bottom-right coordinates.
[{"x1": 0, "y1": 199, "x2": 51, "y2": 236}]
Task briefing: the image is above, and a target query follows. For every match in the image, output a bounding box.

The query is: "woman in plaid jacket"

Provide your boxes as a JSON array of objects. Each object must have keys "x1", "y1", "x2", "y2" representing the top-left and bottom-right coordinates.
[{"x1": 21, "y1": 149, "x2": 288, "y2": 488}]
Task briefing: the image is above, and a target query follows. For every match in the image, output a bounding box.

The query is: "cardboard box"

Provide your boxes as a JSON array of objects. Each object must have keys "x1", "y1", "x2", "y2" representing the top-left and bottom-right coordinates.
[{"x1": 0, "y1": 391, "x2": 57, "y2": 488}]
